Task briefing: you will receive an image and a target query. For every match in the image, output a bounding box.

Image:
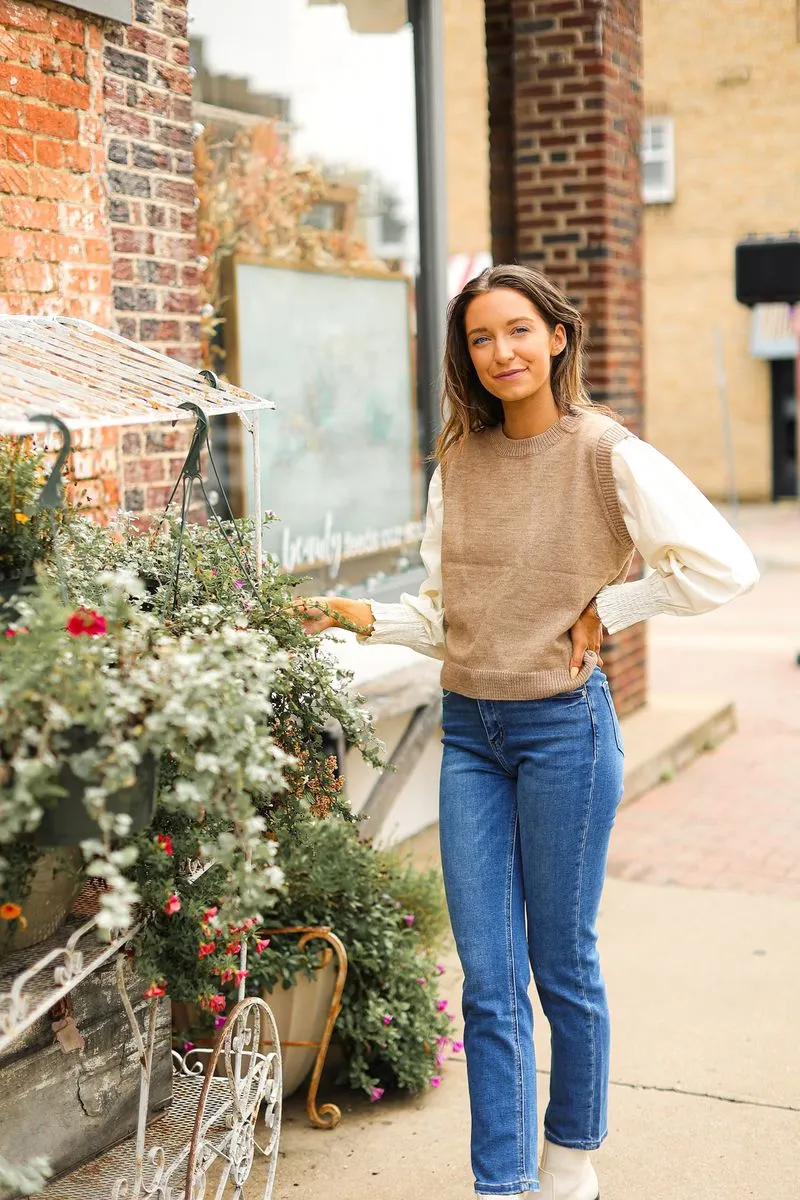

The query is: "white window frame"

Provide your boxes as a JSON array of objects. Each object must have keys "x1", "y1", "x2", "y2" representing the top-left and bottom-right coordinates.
[{"x1": 642, "y1": 116, "x2": 676, "y2": 205}]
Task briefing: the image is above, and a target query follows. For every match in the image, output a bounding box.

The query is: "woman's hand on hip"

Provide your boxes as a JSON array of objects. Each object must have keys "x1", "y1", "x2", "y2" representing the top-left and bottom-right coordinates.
[{"x1": 569, "y1": 599, "x2": 604, "y2": 678}]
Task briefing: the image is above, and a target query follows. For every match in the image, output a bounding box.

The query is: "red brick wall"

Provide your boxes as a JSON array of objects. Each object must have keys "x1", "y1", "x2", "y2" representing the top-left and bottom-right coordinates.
[
  {"x1": 485, "y1": 0, "x2": 646, "y2": 715},
  {"x1": 0, "y1": 0, "x2": 120, "y2": 517},
  {"x1": 0, "y1": 1, "x2": 111, "y2": 322},
  {"x1": 102, "y1": 0, "x2": 200, "y2": 514},
  {"x1": 0, "y1": 0, "x2": 200, "y2": 519}
]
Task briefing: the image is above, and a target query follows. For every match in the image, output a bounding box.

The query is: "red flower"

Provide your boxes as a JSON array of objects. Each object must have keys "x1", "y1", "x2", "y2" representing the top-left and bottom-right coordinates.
[
  {"x1": 226, "y1": 941, "x2": 241, "y2": 956},
  {"x1": 164, "y1": 893, "x2": 181, "y2": 915},
  {"x1": 4, "y1": 627, "x2": 28, "y2": 638},
  {"x1": 234, "y1": 969, "x2": 248, "y2": 987},
  {"x1": 143, "y1": 982, "x2": 166, "y2": 999},
  {"x1": 156, "y1": 834, "x2": 173, "y2": 857},
  {"x1": 198, "y1": 941, "x2": 216, "y2": 959},
  {"x1": 66, "y1": 608, "x2": 108, "y2": 637},
  {"x1": 202, "y1": 906, "x2": 218, "y2": 922},
  {"x1": 255, "y1": 938, "x2": 270, "y2": 954},
  {"x1": 200, "y1": 993, "x2": 226, "y2": 1015}
]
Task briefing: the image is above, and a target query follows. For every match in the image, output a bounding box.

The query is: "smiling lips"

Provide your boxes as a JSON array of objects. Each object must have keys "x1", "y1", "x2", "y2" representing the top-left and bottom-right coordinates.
[{"x1": 494, "y1": 367, "x2": 527, "y2": 380}]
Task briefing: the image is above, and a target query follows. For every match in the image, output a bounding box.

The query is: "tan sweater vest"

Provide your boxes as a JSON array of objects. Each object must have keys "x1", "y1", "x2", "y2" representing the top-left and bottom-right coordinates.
[{"x1": 440, "y1": 410, "x2": 634, "y2": 701}]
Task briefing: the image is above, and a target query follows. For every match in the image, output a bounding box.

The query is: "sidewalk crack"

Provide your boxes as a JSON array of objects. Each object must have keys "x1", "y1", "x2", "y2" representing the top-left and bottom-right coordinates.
[{"x1": 535, "y1": 1069, "x2": 799, "y2": 1114}]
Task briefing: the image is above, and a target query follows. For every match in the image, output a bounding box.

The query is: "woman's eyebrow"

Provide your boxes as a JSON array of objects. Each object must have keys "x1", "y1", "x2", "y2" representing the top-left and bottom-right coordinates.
[{"x1": 467, "y1": 317, "x2": 533, "y2": 336}]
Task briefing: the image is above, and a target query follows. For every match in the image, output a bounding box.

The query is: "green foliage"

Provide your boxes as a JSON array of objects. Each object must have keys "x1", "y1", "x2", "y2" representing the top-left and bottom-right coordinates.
[
  {"x1": 0, "y1": 437, "x2": 58, "y2": 583},
  {"x1": 1, "y1": 444, "x2": 385, "y2": 1010},
  {"x1": 240, "y1": 819, "x2": 454, "y2": 1098}
]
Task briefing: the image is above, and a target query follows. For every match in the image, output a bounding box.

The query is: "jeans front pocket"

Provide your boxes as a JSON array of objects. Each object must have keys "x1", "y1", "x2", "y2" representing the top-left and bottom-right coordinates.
[{"x1": 601, "y1": 681, "x2": 624, "y2": 755}]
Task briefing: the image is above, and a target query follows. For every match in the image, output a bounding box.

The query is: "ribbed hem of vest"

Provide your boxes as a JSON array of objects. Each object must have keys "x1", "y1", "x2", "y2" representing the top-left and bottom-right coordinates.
[
  {"x1": 485, "y1": 413, "x2": 582, "y2": 457},
  {"x1": 441, "y1": 654, "x2": 598, "y2": 701}
]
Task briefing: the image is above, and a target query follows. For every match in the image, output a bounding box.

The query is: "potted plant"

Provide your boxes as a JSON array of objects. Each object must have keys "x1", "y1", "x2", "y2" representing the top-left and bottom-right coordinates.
[
  {"x1": 1, "y1": 481, "x2": 383, "y2": 999},
  {"x1": 231, "y1": 819, "x2": 458, "y2": 1102},
  {"x1": 0, "y1": 575, "x2": 287, "y2": 953}
]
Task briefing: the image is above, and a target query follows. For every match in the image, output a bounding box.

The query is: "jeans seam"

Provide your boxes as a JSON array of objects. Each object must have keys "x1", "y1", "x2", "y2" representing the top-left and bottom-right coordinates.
[
  {"x1": 477, "y1": 700, "x2": 514, "y2": 775},
  {"x1": 573, "y1": 686, "x2": 599, "y2": 1141},
  {"x1": 506, "y1": 813, "x2": 527, "y2": 1183}
]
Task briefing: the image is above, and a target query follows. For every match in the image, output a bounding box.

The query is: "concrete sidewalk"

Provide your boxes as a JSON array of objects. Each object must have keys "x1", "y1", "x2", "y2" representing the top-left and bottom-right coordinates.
[{"x1": 272, "y1": 854, "x2": 800, "y2": 1200}]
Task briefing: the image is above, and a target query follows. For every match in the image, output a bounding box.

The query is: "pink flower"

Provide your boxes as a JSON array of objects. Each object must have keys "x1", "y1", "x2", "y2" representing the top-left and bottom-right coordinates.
[
  {"x1": 234, "y1": 969, "x2": 248, "y2": 986},
  {"x1": 435, "y1": 1052, "x2": 445, "y2": 1066},
  {"x1": 233, "y1": 580, "x2": 244, "y2": 589},
  {"x1": 451, "y1": 1040, "x2": 464, "y2": 1054},
  {"x1": 164, "y1": 892, "x2": 181, "y2": 915},
  {"x1": 382, "y1": 1014, "x2": 393, "y2": 1026},
  {"x1": 202, "y1": 906, "x2": 218, "y2": 922},
  {"x1": 435, "y1": 963, "x2": 446, "y2": 976},
  {"x1": 66, "y1": 608, "x2": 107, "y2": 637},
  {"x1": 436, "y1": 1035, "x2": 449, "y2": 1048},
  {"x1": 370, "y1": 1087, "x2": 384, "y2": 1102},
  {"x1": 447, "y1": 1013, "x2": 456, "y2": 1023},
  {"x1": 417, "y1": 977, "x2": 427, "y2": 986},
  {"x1": 256, "y1": 938, "x2": 271, "y2": 953},
  {"x1": 403, "y1": 914, "x2": 415, "y2": 927},
  {"x1": 430, "y1": 1075, "x2": 442, "y2": 1088},
  {"x1": 183, "y1": 1040, "x2": 195, "y2": 1052},
  {"x1": 436, "y1": 999, "x2": 448, "y2": 1012},
  {"x1": 214, "y1": 1015, "x2": 226, "y2": 1029}
]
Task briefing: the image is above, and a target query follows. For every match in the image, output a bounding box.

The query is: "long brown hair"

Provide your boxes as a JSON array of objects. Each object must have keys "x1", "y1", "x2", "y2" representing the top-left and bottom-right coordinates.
[{"x1": 436, "y1": 264, "x2": 611, "y2": 462}]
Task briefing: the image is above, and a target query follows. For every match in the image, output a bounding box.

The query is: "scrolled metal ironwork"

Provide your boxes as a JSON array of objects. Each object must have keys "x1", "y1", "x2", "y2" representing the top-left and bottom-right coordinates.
[{"x1": 184, "y1": 995, "x2": 282, "y2": 1199}]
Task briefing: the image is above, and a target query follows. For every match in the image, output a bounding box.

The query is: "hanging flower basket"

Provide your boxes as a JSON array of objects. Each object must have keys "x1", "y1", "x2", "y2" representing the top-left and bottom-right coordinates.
[{"x1": 34, "y1": 734, "x2": 159, "y2": 847}]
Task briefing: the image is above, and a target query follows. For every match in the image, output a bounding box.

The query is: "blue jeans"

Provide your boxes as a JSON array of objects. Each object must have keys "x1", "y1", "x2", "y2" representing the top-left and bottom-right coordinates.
[{"x1": 439, "y1": 671, "x2": 624, "y2": 1196}]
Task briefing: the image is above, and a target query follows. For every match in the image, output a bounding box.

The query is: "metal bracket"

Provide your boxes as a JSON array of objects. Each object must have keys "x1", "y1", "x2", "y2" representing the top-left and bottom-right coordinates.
[{"x1": 28, "y1": 413, "x2": 71, "y2": 511}]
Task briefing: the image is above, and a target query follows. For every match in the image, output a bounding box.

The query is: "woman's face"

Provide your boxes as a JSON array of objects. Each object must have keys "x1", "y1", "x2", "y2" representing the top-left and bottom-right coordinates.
[{"x1": 464, "y1": 287, "x2": 566, "y2": 405}]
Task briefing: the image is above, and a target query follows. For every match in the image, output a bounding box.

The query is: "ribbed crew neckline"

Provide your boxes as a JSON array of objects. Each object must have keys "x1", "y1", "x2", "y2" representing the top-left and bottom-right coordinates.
[{"x1": 485, "y1": 412, "x2": 582, "y2": 457}]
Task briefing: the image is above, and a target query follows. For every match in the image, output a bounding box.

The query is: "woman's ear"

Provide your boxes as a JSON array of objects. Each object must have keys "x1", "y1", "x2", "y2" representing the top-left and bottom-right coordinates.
[{"x1": 551, "y1": 323, "x2": 567, "y2": 356}]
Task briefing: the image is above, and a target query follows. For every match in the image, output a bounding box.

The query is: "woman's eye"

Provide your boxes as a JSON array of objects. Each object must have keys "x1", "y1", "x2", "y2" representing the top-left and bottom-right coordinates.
[
  {"x1": 471, "y1": 336, "x2": 489, "y2": 346},
  {"x1": 512, "y1": 326, "x2": 530, "y2": 335}
]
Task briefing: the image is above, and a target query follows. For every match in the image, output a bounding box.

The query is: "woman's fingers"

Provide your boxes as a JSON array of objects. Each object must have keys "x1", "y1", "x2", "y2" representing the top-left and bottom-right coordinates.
[
  {"x1": 289, "y1": 597, "x2": 334, "y2": 635},
  {"x1": 569, "y1": 637, "x2": 588, "y2": 678}
]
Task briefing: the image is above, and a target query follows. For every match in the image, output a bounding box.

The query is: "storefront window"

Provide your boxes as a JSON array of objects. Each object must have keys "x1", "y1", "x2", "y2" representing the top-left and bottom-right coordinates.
[{"x1": 189, "y1": 1, "x2": 424, "y2": 595}]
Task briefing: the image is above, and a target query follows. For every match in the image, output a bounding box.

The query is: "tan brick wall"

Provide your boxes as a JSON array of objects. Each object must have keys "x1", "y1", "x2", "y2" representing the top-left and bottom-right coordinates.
[
  {"x1": 643, "y1": 0, "x2": 799, "y2": 501},
  {"x1": 443, "y1": 0, "x2": 490, "y2": 257}
]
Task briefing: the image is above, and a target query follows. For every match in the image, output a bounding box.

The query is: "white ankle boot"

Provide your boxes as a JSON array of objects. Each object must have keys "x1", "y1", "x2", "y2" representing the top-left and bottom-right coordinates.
[{"x1": 537, "y1": 1140, "x2": 599, "y2": 1200}]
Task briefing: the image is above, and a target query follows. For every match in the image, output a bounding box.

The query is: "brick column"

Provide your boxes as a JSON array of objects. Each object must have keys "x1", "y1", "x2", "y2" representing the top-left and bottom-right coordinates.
[
  {"x1": 102, "y1": 0, "x2": 201, "y2": 514},
  {"x1": 485, "y1": 0, "x2": 646, "y2": 716}
]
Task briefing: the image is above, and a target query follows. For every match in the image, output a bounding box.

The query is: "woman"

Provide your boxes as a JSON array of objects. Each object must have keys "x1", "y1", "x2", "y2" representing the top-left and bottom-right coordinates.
[{"x1": 297, "y1": 266, "x2": 758, "y2": 1199}]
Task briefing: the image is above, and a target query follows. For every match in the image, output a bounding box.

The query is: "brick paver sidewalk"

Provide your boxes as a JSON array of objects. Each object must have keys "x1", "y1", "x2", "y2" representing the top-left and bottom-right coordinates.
[{"x1": 608, "y1": 505, "x2": 800, "y2": 900}]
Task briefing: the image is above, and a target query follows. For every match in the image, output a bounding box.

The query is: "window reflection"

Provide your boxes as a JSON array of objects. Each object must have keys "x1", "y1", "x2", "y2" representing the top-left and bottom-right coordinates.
[{"x1": 189, "y1": 1, "x2": 423, "y2": 596}]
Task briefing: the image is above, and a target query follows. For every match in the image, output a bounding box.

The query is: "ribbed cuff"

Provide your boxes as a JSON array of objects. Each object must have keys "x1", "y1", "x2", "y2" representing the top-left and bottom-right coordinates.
[
  {"x1": 595, "y1": 572, "x2": 673, "y2": 635},
  {"x1": 356, "y1": 600, "x2": 443, "y2": 659}
]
